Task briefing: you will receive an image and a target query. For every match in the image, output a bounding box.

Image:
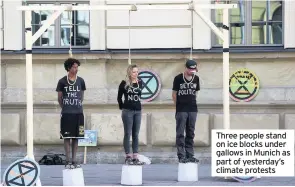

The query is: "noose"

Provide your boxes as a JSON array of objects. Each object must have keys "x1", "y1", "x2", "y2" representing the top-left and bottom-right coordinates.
[
  {"x1": 190, "y1": 3, "x2": 193, "y2": 60},
  {"x1": 128, "y1": 9, "x2": 131, "y2": 65},
  {"x1": 188, "y1": 1, "x2": 194, "y2": 60},
  {"x1": 69, "y1": 9, "x2": 73, "y2": 58},
  {"x1": 128, "y1": 5, "x2": 137, "y2": 65}
]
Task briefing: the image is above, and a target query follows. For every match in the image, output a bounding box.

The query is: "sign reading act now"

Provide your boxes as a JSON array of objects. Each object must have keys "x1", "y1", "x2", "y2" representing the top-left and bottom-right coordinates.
[{"x1": 211, "y1": 130, "x2": 295, "y2": 177}]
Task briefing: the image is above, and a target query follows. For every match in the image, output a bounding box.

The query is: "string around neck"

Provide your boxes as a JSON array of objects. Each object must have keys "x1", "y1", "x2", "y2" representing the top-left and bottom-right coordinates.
[
  {"x1": 130, "y1": 79, "x2": 139, "y2": 89},
  {"x1": 67, "y1": 74, "x2": 77, "y2": 85},
  {"x1": 183, "y1": 72, "x2": 195, "y2": 84}
]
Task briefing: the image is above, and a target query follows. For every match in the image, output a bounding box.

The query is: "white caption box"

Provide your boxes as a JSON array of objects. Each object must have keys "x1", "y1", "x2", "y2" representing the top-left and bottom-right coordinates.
[{"x1": 211, "y1": 130, "x2": 294, "y2": 177}]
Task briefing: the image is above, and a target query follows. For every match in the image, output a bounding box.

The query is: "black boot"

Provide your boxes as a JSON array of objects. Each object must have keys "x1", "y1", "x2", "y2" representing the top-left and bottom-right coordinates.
[
  {"x1": 178, "y1": 157, "x2": 188, "y2": 163},
  {"x1": 65, "y1": 161, "x2": 72, "y2": 169},
  {"x1": 186, "y1": 156, "x2": 199, "y2": 163},
  {"x1": 125, "y1": 156, "x2": 133, "y2": 165},
  {"x1": 71, "y1": 161, "x2": 81, "y2": 169},
  {"x1": 132, "y1": 158, "x2": 144, "y2": 165}
]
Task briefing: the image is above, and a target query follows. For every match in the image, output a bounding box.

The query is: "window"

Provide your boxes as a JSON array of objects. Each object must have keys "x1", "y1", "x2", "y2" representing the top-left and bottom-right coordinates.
[
  {"x1": 213, "y1": 0, "x2": 283, "y2": 46},
  {"x1": 29, "y1": 2, "x2": 90, "y2": 48}
]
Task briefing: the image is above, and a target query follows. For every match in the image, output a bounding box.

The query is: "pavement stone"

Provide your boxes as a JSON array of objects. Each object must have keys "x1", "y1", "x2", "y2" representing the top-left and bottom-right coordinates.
[{"x1": 1, "y1": 164, "x2": 295, "y2": 186}]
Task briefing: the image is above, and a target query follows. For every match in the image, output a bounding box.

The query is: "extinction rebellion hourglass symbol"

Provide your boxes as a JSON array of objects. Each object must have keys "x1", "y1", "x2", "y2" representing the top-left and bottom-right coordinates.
[
  {"x1": 229, "y1": 68, "x2": 260, "y2": 102},
  {"x1": 3, "y1": 159, "x2": 40, "y2": 186},
  {"x1": 138, "y1": 70, "x2": 162, "y2": 102}
]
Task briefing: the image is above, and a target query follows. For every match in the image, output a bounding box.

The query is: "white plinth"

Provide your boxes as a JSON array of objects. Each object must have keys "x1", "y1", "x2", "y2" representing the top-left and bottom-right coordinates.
[
  {"x1": 121, "y1": 165, "x2": 142, "y2": 185},
  {"x1": 178, "y1": 163, "x2": 198, "y2": 182},
  {"x1": 63, "y1": 168, "x2": 85, "y2": 186}
]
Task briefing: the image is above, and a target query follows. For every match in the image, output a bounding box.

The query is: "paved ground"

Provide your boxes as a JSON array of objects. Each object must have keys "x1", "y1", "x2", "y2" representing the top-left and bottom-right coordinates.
[{"x1": 1, "y1": 164, "x2": 295, "y2": 186}]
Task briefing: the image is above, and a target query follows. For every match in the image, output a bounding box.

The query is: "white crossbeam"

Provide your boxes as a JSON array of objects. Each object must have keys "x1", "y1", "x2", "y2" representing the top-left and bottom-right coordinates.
[
  {"x1": 18, "y1": 5, "x2": 132, "y2": 11},
  {"x1": 193, "y1": 9, "x2": 224, "y2": 41},
  {"x1": 18, "y1": 4, "x2": 237, "y2": 11},
  {"x1": 32, "y1": 9, "x2": 65, "y2": 44}
]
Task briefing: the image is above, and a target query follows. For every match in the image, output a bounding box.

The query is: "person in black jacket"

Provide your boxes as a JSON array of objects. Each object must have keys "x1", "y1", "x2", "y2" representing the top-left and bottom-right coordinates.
[{"x1": 117, "y1": 64, "x2": 144, "y2": 165}]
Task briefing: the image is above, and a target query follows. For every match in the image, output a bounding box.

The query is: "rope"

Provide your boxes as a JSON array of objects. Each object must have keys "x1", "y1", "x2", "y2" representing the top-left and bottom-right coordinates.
[
  {"x1": 189, "y1": 1, "x2": 194, "y2": 60},
  {"x1": 190, "y1": 7, "x2": 193, "y2": 60},
  {"x1": 128, "y1": 10, "x2": 131, "y2": 65},
  {"x1": 69, "y1": 10, "x2": 73, "y2": 57}
]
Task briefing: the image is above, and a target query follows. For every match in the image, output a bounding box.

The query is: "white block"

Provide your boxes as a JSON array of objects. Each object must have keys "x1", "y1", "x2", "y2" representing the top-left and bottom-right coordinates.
[
  {"x1": 121, "y1": 165, "x2": 143, "y2": 185},
  {"x1": 178, "y1": 163, "x2": 198, "y2": 182},
  {"x1": 63, "y1": 168, "x2": 85, "y2": 186}
]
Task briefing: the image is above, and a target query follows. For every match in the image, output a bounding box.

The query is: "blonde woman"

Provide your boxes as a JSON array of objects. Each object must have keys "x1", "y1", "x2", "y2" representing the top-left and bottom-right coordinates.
[{"x1": 117, "y1": 64, "x2": 144, "y2": 165}]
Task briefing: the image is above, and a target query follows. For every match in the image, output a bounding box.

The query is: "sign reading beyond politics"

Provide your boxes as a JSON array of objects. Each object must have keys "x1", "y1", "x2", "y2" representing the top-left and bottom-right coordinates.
[
  {"x1": 78, "y1": 130, "x2": 98, "y2": 146},
  {"x1": 138, "y1": 69, "x2": 161, "y2": 102},
  {"x1": 229, "y1": 68, "x2": 260, "y2": 102},
  {"x1": 3, "y1": 158, "x2": 40, "y2": 186}
]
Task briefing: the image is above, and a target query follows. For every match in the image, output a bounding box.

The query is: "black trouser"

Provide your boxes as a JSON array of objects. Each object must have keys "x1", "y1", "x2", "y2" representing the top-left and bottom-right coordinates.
[
  {"x1": 121, "y1": 109, "x2": 141, "y2": 154},
  {"x1": 175, "y1": 112, "x2": 197, "y2": 159}
]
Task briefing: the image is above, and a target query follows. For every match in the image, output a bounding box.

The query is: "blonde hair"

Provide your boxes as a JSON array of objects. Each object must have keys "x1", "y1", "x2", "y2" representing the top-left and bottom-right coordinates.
[{"x1": 125, "y1": 64, "x2": 138, "y2": 89}]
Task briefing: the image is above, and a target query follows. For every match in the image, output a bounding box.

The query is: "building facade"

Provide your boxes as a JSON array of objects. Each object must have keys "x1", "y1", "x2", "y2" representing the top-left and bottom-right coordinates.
[{"x1": 1, "y1": 0, "x2": 295, "y2": 163}]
